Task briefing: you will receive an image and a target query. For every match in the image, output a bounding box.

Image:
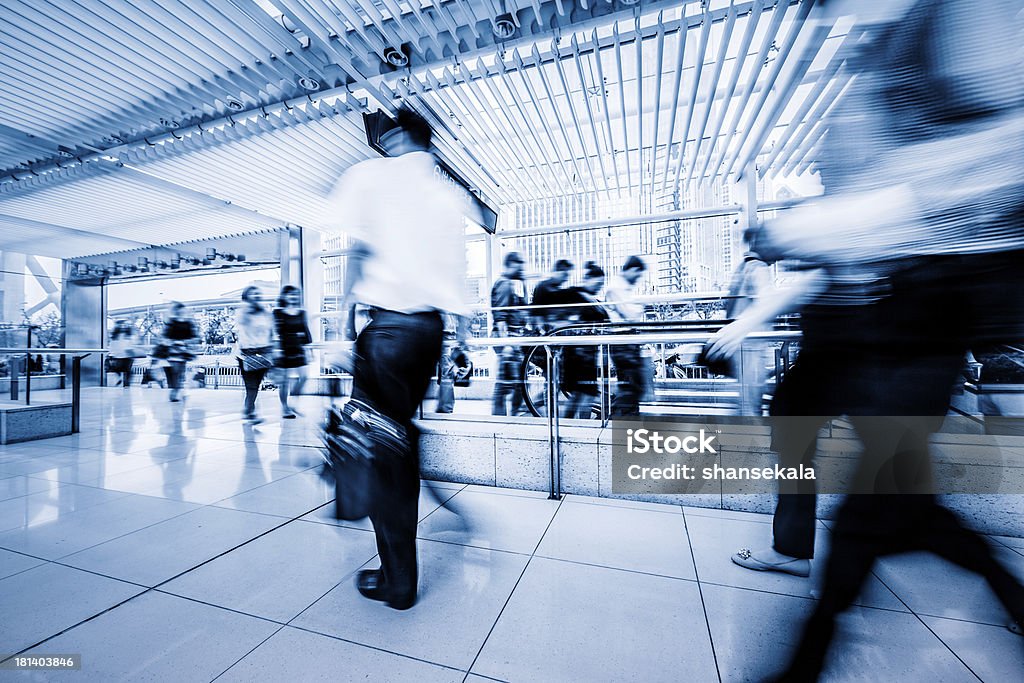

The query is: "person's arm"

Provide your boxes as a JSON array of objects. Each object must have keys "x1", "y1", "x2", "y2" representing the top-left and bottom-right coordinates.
[
  {"x1": 339, "y1": 240, "x2": 370, "y2": 341},
  {"x1": 705, "y1": 269, "x2": 827, "y2": 360},
  {"x1": 492, "y1": 279, "x2": 511, "y2": 340}
]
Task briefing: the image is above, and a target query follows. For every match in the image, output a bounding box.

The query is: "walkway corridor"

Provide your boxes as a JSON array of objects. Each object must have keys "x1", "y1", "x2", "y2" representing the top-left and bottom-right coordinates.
[{"x1": 0, "y1": 389, "x2": 1021, "y2": 681}]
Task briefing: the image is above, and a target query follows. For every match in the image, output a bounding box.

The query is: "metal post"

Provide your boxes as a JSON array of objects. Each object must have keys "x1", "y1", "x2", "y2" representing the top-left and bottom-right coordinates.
[
  {"x1": 71, "y1": 354, "x2": 85, "y2": 434},
  {"x1": 9, "y1": 356, "x2": 18, "y2": 401},
  {"x1": 550, "y1": 348, "x2": 562, "y2": 500},
  {"x1": 546, "y1": 346, "x2": 556, "y2": 499},
  {"x1": 24, "y1": 352, "x2": 31, "y2": 406},
  {"x1": 214, "y1": 358, "x2": 220, "y2": 389}
]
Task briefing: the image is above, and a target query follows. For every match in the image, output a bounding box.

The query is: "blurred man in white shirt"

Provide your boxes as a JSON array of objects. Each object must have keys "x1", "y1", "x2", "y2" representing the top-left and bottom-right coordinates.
[
  {"x1": 323, "y1": 107, "x2": 474, "y2": 610},
  {"x1": 605, "y1": 255, "x2": 650, "y2": 416}
]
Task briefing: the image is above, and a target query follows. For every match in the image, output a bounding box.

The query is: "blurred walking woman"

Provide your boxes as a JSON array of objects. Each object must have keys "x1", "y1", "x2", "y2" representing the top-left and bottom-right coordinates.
[
  {"x1": 274, "y1": 285, "x2": 312, "y2": 419},
  {"x1": 161, "y1": 303, "x2": 197, "y2": 402},
  {"x1": 108, "y1": 320, "x2": 138, "y2": 388},
  {"x1": 234, "y1": 286, "x2": 274, "y2": 424}
]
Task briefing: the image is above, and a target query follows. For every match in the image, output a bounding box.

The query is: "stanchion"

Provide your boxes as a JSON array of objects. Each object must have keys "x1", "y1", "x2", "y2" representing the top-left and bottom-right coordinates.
[
  {"x1": 24, "y1": 352, "x2": 31, "y2": 406},
  {"x1": 71, "y1": 354, "x2": 87, "y2": 434}
]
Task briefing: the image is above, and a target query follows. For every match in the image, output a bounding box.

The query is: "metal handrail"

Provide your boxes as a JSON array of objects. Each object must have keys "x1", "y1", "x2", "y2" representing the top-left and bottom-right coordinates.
[
  {"x1": 0, "y1": 349, "x2": 104, "y2": 429},
  {"x1": 467, "y1": 330, "x2": 800, "y2": 348},
  {"x1": 451, "y1": 329, "x2": 800, "y2": 500},
  {"x1": 0, "y1": 348, "x2": 107, "y2": 354}
]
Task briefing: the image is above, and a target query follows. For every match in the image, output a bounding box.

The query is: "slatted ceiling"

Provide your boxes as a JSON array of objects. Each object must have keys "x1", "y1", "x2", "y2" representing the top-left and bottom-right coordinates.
[
  {"x1": 0, "y1": 0, "x2": 322, "y2": 164},
  {"x1": 129, "y1": 115, "x2": 375, "y2": 229},
  {"x1": 403, "y1": 1, "x2": 846, "y2": 206},
  {"x1": 1, "y1": 0, "x2": 864, "y2": 259}
]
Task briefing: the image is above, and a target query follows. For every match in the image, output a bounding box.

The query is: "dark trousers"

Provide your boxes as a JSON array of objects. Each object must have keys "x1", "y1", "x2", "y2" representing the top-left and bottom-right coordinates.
[
  {"x1": 610, "y1": 345, "x2": 649, "y2": 417},
  {"x1": 352, "y1": 309, "x2": 443, "y2": 596},
  {"x1": 783, "y1": 495, "x2": 1024, "y2": 681},
  {"x1": 240, "y1": 366, "x2": 268, "y2": 416},
  {"x1": 163, "y1": 361, "x2": 187, "y2": 390},
  {"x1": 492, "y1": 346, "x2": 525, "y2": 415},
  {"x1": 111, "y1": 358, "x2": 133, "y2": 387},
  {"x1": 778, "y1": 252, "x2": 1024, "y2": 680}
]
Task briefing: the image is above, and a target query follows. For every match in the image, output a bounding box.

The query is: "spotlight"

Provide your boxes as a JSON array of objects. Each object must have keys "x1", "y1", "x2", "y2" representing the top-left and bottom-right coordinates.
[
  {"x1": 384, "y1": 46, "x2": 409, "y2": 68},
  {"x1": 493, "y1": 14, "x2": 516, "y2": 40}
]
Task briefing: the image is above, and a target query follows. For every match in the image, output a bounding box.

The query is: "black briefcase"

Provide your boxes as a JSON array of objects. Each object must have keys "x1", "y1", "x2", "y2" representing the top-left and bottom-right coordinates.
[{"x1": 320, "y1": 399, "x2": 407, "y2": 521}]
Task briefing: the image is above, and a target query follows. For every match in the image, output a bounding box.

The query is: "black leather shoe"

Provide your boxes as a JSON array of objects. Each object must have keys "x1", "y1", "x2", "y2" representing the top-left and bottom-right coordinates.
[
  {"x1": 355, "y1": 570, "x2": 416, "y2": 610},
  {"x1": 356, "y1": 570, "x2": 388, "y2": 602}
]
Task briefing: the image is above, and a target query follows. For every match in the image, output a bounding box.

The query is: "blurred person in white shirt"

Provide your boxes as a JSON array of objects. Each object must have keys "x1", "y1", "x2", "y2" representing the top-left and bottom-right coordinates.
[{"x1": 322, "y1": 107, "x2": 475, "y2": 610}]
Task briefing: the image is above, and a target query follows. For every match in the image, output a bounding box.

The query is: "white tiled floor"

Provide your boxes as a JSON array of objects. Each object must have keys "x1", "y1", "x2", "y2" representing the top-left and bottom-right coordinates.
[{"x1": 0, "y1": 387, "x2": 1020, "y2": 681}]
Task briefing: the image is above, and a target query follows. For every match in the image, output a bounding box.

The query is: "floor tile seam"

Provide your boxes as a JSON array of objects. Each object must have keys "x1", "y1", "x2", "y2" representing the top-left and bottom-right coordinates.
[
  {"x1": 292, "y1": 516, "x2": 376, "y2": 536},
  {"x1": 693, "y1": 578, "x2": 919, "y2": 616},
  {"x1": 284, "y1": 622, "x2": 471, "y2": 675},
  {"x1": 680, "y1": 508, "x2": 773, "y2": 523},
  {"x1": 0, "y1": 490, "x2": 199, "y2": 548},
  {"x1": 44, "y1": 493, "x2": 326, "y2": 576},
  {"x1": 462, "y1": 488, "x2": 556, "y2": 501},
  {"x1": 112, "y1": 464, "x2": 308, "y2": 504},
  {"x1": 463, "y1": 672, "x2": 509, "y2": 683},
  {"x1": 530, "y1": 553, "x2": 700, "y2": 584},
  {"x1": 0, "y1": 558, "x2": 52, "y2": 582},
  {"x1": 528, "y1": 494, "x2": 565, "y2": 557},
  {"x1": 561, "y1": 498, "x2": 684, "y2": 516},
  {"x1": 462, "y1": 552, "x2": 539, "y2": 679},
  {"x1": 680, "y1": 507, "x2": 723, "y2": 683},
  {"x1": 204, "y1": 500, "x2": 337, "y2": 521},
  {"x1": 148, "y1": 587, "x2": 291, "y2": 626},
  {"x1": 282, "y1": 553, "x2": 380, "y2": 627},
  {"x1": 204, "y1": 623, "x2": 291, "y2": 682},
  {"x1": 0, "y1": 583, "x2": 152, "y2": 666},
  {"x1": 909, "y1": 610, "x2": 986, "y2": 682},
  {"x1": 138, "y1": 503, "x2": 342, "y2": 592},
  {"x1": 34, "y1": 503, "x2": 210, "y2": 563},
  {"x1": 412, "y1": 487, "x2": 481, "y2": 527},
  {"x1": 413, "y1": 535, "x2": 534, "y2": 558}
]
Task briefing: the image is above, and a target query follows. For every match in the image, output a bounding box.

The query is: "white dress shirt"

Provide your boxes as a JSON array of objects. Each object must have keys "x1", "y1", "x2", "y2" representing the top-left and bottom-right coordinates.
[
  {"x1": 605, "y1": 274, "x2": 644, "y2": 322},
  {"x1": 323, "y1": 151, "x2": 472, "y2": 316}
]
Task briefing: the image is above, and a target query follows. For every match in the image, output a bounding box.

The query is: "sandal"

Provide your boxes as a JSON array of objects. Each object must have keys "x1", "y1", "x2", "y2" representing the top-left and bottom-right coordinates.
[{"x1": 732, "y1": 548, "x2": 811, "y2": 577}]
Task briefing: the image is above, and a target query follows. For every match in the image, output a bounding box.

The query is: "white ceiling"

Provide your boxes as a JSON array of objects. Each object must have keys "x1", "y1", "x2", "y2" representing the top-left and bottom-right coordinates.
[{"x1": 0, "y1": 0, "x2": 858, "y2": 259}]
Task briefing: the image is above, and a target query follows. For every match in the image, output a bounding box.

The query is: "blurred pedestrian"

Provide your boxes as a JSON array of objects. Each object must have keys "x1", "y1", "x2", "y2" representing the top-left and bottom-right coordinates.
[
  {"x1": 273, "y1": 284, "x2": 312, "y2": 419},
  {"x1": 560, "y1": 262, "x2": 609, "y2": 419},
  {"x1": 531, "y1": 258, "x2": 574, "y2": 333},
  {"x1": 709, "y1": 0, "x2": 1024, "y2": 677},
  {"x1": 161, "y1": 302, "x2": 197, "y2": 403},
  {"x1": 234, "y1": 286, "x2": 274, "y2": 424},
  {"x1": 325, "y1": 106, "x2": 474, "y2": 609},
  {"x1": 606, "y1": 255, "x2": 651, "y2": 416},
  {"x1": 108, "y1": 320, "x2": 139, "y2": 388},
  {"x1": 491, "y1": 251, "x2": 528, "y2": 416}
]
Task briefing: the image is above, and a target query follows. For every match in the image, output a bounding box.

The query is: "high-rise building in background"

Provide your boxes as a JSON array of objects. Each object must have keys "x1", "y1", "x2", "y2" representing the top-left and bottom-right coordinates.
[{"x1": 500, "y1": 193, "x2": 657, "y2": 295}]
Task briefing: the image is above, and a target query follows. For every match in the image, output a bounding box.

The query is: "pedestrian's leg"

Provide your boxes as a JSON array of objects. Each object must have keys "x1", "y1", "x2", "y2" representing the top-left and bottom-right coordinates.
[
  {"x1": 776, "y1": 496, "x2": 883, "y2": 681},
  {"x1": 279, "y1": 370, "x2": 294, "y2": 415},
  {"x1": 492, "y1": 350, "x2": 510, "y2": 415},
  {"x1": 921, "y1": 504, "x2": 1024, "y2": 630}
]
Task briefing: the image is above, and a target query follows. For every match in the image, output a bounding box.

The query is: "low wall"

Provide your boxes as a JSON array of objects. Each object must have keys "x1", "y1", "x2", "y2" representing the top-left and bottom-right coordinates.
[
  {"x1": 417, "y1": 418, "x2": 1024, "y2": 537},
  {"x1": 0, "y1": 403, "x2": 72, "y2": 444},
  {"x1": 0, "y1": 375, "x2": 64, "y2": 393}
]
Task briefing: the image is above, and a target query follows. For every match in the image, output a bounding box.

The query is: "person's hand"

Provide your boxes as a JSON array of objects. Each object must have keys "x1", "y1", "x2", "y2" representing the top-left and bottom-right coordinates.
[
  {"x1": 324, "y1": 341, "x2": 356, "y2": 374},
  {"x1": 705, "y1": 318, "x2": 759, "y2": 362}
]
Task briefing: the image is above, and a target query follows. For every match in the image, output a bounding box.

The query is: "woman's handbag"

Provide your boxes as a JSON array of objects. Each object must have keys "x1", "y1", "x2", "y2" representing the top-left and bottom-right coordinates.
[
  {"x1": 319, "y1": 399, "x2": 408, "y2": 521},
  {"x1": 239, "y1": 346, "x2": 274, "y2": 372}
]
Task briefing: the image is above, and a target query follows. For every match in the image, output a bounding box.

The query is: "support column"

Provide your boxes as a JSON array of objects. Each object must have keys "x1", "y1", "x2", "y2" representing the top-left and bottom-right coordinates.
[
  {"x1": 62, "y1": 263, "x2": 105, "y2": 386},
  {"x1": 301, "y1": 228, "x2": 323, "y2": 342}
]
